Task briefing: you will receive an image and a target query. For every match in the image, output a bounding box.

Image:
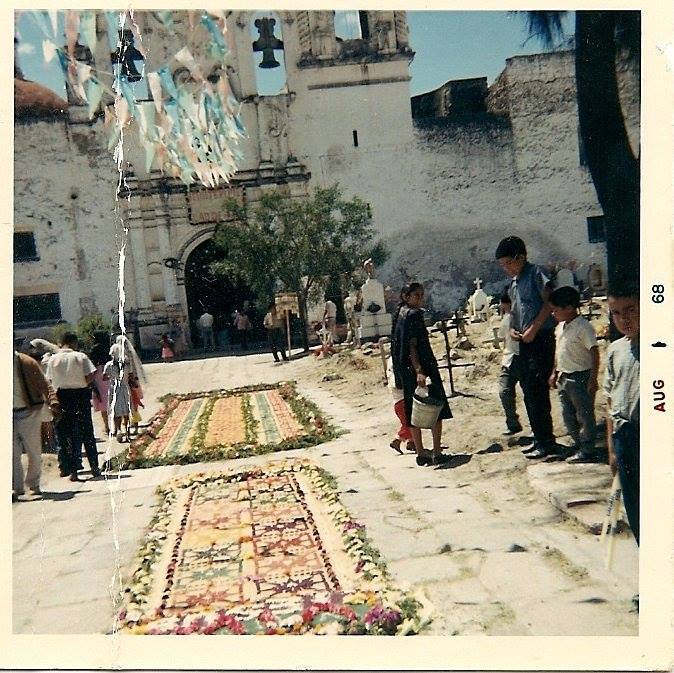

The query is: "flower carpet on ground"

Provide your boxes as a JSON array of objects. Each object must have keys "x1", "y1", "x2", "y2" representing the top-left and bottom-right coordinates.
[
  {"x1": 119, "y1": 383, "x2": 337, "y2": 469},
  {"x1": 118, "y1": 460, "x2": 432, "y2": 635}
]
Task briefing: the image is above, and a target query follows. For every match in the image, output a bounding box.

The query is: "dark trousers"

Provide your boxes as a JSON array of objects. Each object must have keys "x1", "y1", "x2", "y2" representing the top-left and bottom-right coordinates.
[
  {"x1": 613, "y1": 421, "x2": 640, "y2": 544},
  {"x1": 267, "y1": 328, "x2": 288, "y2": 361},
  {"x1": 56, "y1": 388, "x2": 99, "y2": 475},
  {"x1": 558, "y1": 370, "x2": 597, "y2": 453},
  {"x1": 519, "y1": 330, "x2": 556, "y2": 447},
  {"x1": 498, "y1": 357, "x2": 522, "y2": 431},
  {"x1": 239, "y1": 330, "x2": 249, "y2": 350}
]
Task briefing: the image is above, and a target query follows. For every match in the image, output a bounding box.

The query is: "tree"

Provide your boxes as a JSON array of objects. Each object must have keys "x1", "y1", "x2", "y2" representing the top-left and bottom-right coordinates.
[
  {"x1": 211, "y1": 185, "x2": 385, "y2": 350},
  {"x1": 519, "y1": 11, "x2": 640, "y2": 286}
]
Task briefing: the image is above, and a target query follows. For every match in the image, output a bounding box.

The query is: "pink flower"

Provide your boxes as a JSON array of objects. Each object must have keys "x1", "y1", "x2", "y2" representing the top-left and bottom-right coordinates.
[{"x1": 257, "y1": 607, "x2": 276, "y2": 624}]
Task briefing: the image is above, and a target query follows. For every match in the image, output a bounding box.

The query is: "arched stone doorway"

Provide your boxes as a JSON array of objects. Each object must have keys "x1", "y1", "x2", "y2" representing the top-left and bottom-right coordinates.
[{"x1": 183, "y1": 239, "x2": 257, "y2": 350}]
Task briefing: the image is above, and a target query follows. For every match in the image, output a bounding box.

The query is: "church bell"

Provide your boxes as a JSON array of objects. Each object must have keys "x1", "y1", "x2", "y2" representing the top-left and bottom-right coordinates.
[{"x1": 258, "y1": 51, "x2": 281, "y2": 69}]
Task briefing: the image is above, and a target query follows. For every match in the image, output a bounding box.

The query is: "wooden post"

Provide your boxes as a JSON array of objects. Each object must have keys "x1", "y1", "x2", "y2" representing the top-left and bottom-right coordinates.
[
  {"x1": 440, "y1": 321, "x2": 456, "y2": 396},
  {"x1": 378, "y1": 337, "x2": 390, "y2": 383},
  {"x1": 285, "y1": 309, "x2": 292, "y2": 357}
]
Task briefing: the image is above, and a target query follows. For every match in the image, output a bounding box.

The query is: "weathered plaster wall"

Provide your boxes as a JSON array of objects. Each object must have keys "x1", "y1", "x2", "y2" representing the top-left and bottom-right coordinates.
[
  {"x1": 14, "y1": 118, "x2": 126, "y2": 332},
  {"x1": 312, "y1": 50, "x2": 634, "y2": 311}
]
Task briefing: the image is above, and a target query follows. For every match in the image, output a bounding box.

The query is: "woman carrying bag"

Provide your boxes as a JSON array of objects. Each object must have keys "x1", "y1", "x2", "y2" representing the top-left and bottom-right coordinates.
[{"x1": 391, "y1": 283, "x2": 452, "y2": 466}]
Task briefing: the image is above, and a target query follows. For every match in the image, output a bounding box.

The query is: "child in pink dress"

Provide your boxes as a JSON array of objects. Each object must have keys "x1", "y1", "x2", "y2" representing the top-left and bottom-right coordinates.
[{"x1": 128, "y1": 372, "x2": 144, "y2": 436}]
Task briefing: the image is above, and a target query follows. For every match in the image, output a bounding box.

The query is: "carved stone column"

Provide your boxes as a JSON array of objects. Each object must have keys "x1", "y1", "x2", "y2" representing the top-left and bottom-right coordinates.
[
  {"x1": 126, "y1": 197, "x2": 153, "y2": 312},
  {"x1": 153, "y1": 193, "x2": 179, "y2": 306}
]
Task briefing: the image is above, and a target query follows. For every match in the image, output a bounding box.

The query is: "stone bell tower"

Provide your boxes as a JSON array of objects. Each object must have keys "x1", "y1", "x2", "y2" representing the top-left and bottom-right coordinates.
[{"x1": 286, "y1": 10, "x2": 415, "y2": 163}]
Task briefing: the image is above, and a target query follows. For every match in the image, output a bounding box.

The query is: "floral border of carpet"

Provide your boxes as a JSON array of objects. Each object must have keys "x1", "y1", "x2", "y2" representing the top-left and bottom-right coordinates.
[
  {"x1": 112, "y1": 382, "x2": 339, "y2": 470},
  {"x1": 117, "y1": 459, "x2": 433, "y2": 635}
]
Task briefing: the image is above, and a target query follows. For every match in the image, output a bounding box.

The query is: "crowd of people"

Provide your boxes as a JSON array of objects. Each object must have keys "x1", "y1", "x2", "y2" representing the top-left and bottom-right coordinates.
[
  {"x1": 13, "y1": 235, "x2": 641, "y2": 554},
  {"x1": 13, "y1": 330, "x2": 145, "y2": 500},
  {"x1": 387, "y1": 236, "x2": 640, "y2": 548}
]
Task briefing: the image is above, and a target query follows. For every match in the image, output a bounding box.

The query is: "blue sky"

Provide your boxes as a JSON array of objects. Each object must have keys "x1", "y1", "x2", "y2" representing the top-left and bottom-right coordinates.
[{"x1": 15, "y1": 10, "x2": 574, "y2": 98}]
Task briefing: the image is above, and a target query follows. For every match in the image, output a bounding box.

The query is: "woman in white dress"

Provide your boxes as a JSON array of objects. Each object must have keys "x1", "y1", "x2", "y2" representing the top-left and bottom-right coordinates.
[{"x1": 104, "y1": 335, "x2": 146, "y2": 442}]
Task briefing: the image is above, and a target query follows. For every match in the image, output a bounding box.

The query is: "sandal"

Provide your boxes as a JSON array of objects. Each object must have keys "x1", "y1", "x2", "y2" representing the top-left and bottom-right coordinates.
[
  {"x1": 389, "y1": 439, "x2": 404, "y2": 455},
  {"x1": 406, "y1": 441, "x2": 416, "y2": 452}
]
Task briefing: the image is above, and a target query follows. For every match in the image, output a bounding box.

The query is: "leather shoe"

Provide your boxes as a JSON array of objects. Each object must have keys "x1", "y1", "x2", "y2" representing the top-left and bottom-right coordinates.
[
  {"x1": 566, "y1": 451, "x2": 600, "y2": 464},
  {"x1": 525, "y1": 448, "x2": 549, "y2": 459}
]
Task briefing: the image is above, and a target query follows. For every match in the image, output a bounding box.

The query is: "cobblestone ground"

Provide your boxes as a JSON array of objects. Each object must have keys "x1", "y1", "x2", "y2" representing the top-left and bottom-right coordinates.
[{"x1": 13, "y1": 342, "x2": 638, "y2": 636}]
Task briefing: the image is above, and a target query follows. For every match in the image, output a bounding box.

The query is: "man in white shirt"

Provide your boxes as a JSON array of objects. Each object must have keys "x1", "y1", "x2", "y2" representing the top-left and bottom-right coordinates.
[
  {"x1": 323, "y1": 299, "x2": 338, "y2": 344},
  {"x1": 198, "y1": 311, "x2": 215, "y2": 352},
  {"x1": 46, "y1": 332, "x2": 100, "y2": 481},
  {"x1": 263, "y1": 303, "x2": 288, "y2": 362}
]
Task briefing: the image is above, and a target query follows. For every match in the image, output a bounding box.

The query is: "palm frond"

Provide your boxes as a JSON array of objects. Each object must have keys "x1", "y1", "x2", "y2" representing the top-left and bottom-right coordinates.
[
  {"x1": 613, "y1": 10, "x2": 640, "y2": 63},
  {"x1": 512, "y1": 11, "x2": 568, "y2": 49}
]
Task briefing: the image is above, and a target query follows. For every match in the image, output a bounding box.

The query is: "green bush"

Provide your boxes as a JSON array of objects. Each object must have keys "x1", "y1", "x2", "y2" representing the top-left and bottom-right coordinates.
[
  {"x1": 76, "y1": 314, "x2": 111, "y2": 352},
  {"x1": 50, "y1": 322, "x2": 74, "y2": 346}
]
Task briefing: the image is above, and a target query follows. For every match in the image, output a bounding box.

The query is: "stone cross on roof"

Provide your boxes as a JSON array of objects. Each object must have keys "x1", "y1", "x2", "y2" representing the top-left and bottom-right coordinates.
[{"x1": 473, "y1": 277, "x2": 483, "y2": 290}]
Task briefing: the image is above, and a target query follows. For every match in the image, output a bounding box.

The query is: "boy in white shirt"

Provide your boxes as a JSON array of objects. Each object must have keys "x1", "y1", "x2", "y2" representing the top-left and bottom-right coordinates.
[
  {"x1": 548, "y1": 286, "x2": 600, "y2": 463},
  {"x1": 497, "y1": 292, "x2": 523, "y2": 435}
]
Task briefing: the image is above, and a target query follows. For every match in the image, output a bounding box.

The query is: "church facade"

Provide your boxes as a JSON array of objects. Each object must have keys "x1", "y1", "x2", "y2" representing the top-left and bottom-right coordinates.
[{"x1": 13, "y1": 10, "x2": 639, "y2": 348}]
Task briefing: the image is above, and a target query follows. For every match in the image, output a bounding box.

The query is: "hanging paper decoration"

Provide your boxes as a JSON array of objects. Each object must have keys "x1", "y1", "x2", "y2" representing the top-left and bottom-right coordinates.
[
  {"x1": 143, "y1": 139, "x2": 157, "y2": 173},
  {"x1": 78, "y1": 11, "x2": 97, "y2": 52},
  {"x1": 174, "y1": 46, "x2": 205, "y2": 82},
  {"x1": 155, "y1": 11, "x2": 174, "y2": 30},
  {"x1": 87, "y1": 79, "x2": 104, "y2": 118},
  {"x1": 201, "y1": 14, "x2": 228, "y2": 59},
  {"x1": 64, "y1": 11, "x2": 79, "y2": 60},
  {"x1": 157, "y1": 66, "x2": 179, "y2": 101},
  {"x1": 46, "y1": 9, "x2": 59, "y2": 38},
  {"x1": 42, "y1": 39, "x2": 56, "y2": 63},
  {"x1": 105, "y1": 11, "x2": 123, "y2": 49},
  {"x1": 28, "y1": 9, "x2": 244, "y2": 188}
]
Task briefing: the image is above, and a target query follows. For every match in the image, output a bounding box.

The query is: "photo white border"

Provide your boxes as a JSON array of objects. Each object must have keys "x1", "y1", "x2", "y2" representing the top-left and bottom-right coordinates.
[{"x1": 1, "y1": 0, "x2": 671, "y2": 669}]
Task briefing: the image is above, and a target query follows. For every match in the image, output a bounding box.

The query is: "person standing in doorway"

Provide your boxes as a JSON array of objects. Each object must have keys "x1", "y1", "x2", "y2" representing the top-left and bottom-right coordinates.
[
  {"x1": 264, "y1": 302, "x2": 288, "y2": 362},
  {"x1": 13, "y1": 346, "x2": 59, "y2": 500},
  {"x1": 495, "y1": 236, "x2": 558, "y2": 459},
  {"x1": 171, "y1": 317, "x2": 188, "y2": 359},
  {"x1": 46, "y1": 332, "x2": 101, "y2": 481},
  {"x1": 198, "y1": 309, "x2": 215, "y2": 352}
]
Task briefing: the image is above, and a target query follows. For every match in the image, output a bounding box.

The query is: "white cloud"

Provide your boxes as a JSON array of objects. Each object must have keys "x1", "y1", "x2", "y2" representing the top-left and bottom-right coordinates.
[{"x1": 17, "y1": 42, "x2": 36, "y2": 56}]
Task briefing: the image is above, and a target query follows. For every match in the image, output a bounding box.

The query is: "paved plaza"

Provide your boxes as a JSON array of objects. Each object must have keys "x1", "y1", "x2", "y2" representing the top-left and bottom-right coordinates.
[{"x1": 13, "y1": 348, "x2": 638, "y2": 636}]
